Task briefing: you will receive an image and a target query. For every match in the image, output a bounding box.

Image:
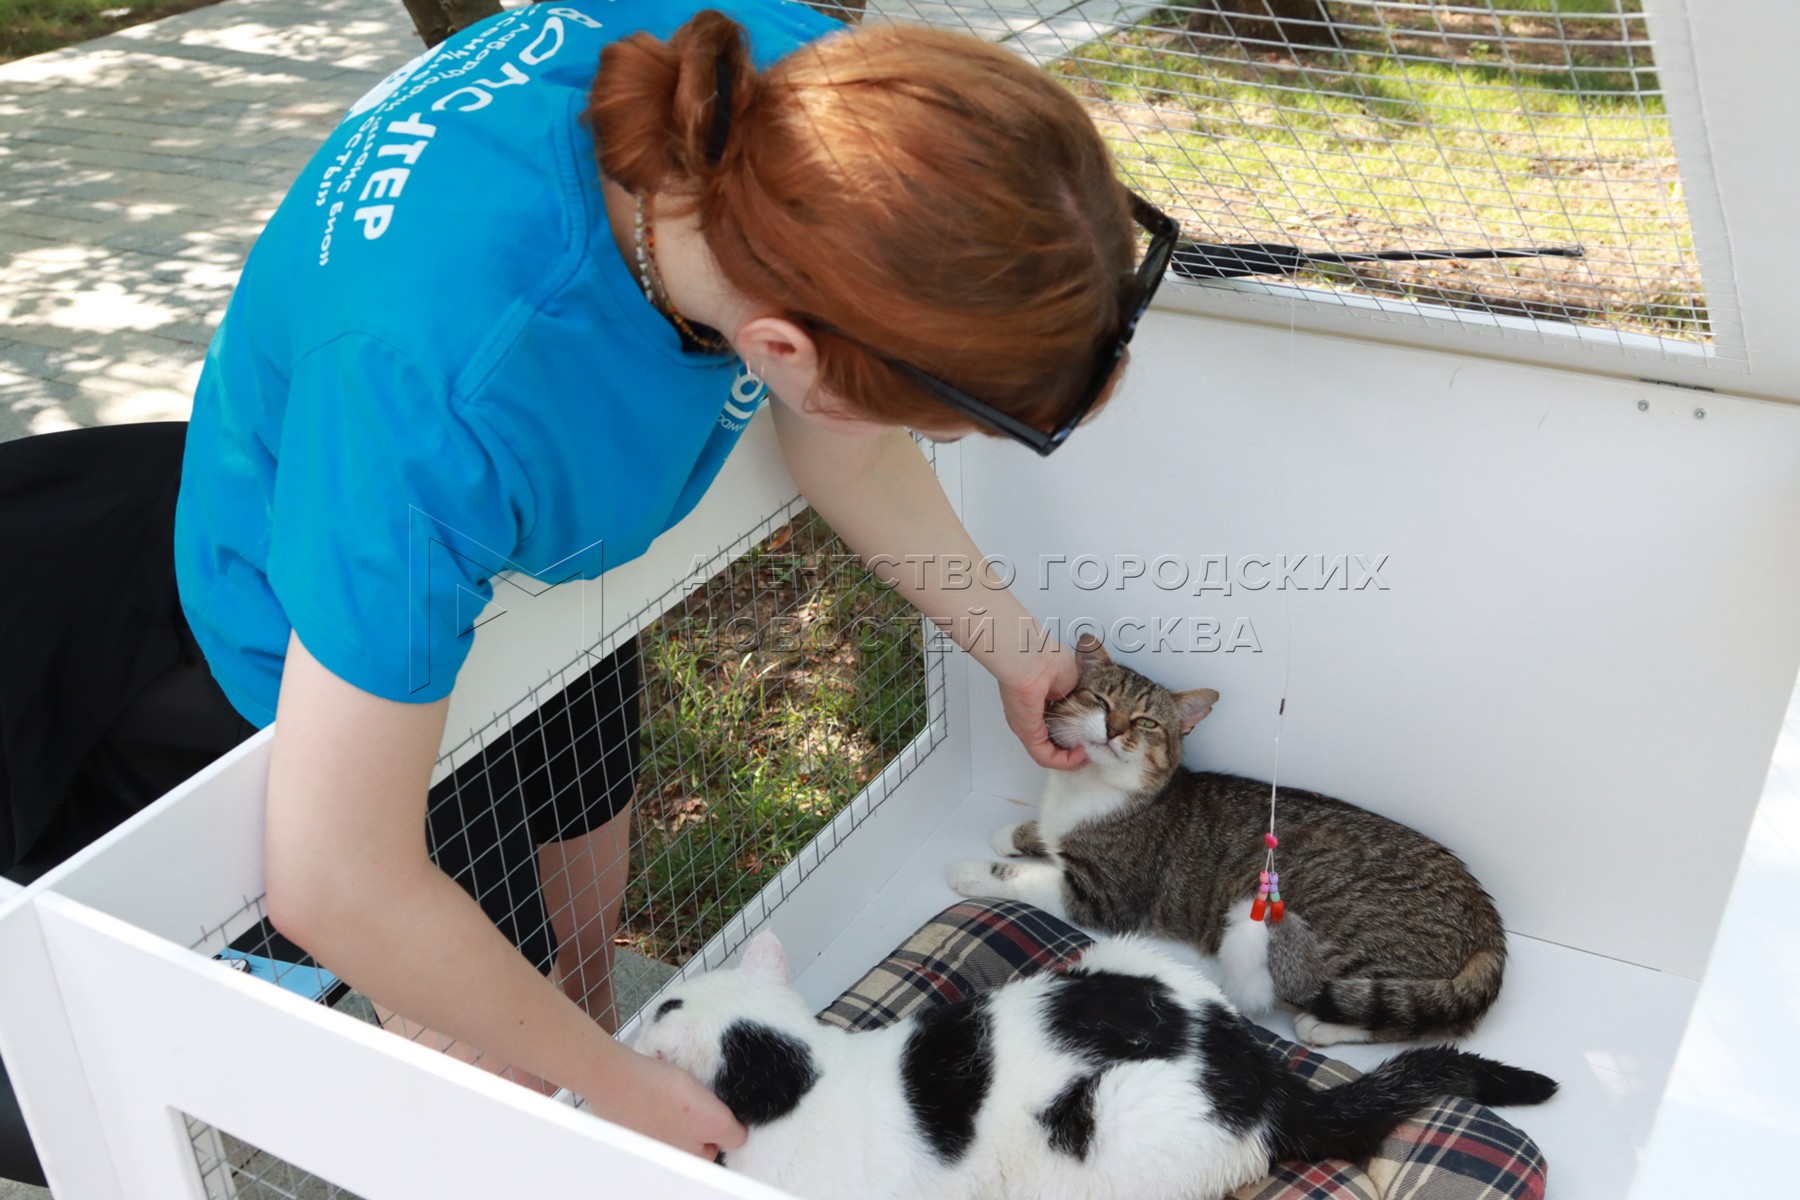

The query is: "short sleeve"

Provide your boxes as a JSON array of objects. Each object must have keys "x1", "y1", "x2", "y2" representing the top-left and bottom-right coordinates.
[{"x1": 266, "y1": 334, "x2": 526, "y2": 705}]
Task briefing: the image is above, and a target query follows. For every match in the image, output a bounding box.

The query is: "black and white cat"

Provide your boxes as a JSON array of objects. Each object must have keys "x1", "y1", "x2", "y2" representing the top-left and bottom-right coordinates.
[{"x1": 632, "y1": 931, "x2": 1556, "y2": 1200}]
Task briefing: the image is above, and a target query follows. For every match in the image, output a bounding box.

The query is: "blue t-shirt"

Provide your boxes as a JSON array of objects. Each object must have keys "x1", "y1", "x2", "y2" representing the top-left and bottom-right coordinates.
[{"x1": 176, "y1": 0, "x2": 839, "y2": 726}]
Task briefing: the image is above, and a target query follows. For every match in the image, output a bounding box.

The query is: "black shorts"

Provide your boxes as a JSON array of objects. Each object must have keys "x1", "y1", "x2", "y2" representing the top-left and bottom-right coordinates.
[
  {"x1": 426, "y1": 640, "x2": 641, "y2": 972},
  {"x1": 0, "y1": 422, "x2": 639, "y2": 973}
]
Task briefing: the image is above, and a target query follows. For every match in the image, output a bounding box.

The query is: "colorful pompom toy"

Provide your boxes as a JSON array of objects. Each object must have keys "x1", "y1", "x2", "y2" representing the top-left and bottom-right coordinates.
[{"x1": 1253, "y1": 868, "x2": 1285, "y2": 924}]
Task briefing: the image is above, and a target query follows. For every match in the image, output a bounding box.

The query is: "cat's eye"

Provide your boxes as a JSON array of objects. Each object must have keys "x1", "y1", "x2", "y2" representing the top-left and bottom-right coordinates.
[{"x1": 1133, "y1": 717, "x2": 1159, "y2": 731}]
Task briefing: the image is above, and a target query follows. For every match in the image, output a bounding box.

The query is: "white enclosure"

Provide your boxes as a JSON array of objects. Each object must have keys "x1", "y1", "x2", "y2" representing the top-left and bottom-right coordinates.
[{"x1": 3, "y1": 1, "x2": 1799, "y2": 1198}]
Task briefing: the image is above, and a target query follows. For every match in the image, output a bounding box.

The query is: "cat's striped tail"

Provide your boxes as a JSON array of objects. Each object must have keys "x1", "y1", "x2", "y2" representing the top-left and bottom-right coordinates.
[
  {"x1": 1309, "y1": 946, "x2": 1507, "y2": 1039},
  {"x1": 1271, "y1": 1046, "x2": 1558, "y2": 1163}
]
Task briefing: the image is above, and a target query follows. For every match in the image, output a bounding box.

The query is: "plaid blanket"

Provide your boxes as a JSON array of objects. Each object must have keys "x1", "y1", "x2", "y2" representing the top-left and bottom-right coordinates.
[{"x1": 821, "y1": 900, "x2": 1546, "y2": 1200}]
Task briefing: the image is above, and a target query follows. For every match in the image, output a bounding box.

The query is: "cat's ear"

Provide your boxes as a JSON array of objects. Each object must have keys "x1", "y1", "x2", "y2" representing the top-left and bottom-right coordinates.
[
  {"x1": 739, "y1": 930, "x2": 790, "y2": 985},
  {"x1": 1074, "y1": 633, "x2": 1112, "y2": 672},
  {"x1": 1175, "y1": 688, "x2": 1219, "y2": 733}
]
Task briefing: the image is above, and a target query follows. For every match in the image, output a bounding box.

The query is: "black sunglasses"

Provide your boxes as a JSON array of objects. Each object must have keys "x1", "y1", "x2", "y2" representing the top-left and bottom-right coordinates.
[{"x1": 810, "y1": 191, "x2": 1179, "y2": 457}]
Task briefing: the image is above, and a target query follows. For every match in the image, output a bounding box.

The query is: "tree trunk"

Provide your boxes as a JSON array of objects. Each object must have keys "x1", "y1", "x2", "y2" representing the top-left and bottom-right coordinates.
[
  {"x1": 1185, "y1": 1, "x2": 1338, "y2": 50},
  {"x1": 401, "y1": 0, "x2": 505, "y2": 49},
  {"x1": 402, "y1": 1, "x2": 863, "y2": 49},
  {"x1": 799, "y1": 0, "x2": 868, "y2": 24}
]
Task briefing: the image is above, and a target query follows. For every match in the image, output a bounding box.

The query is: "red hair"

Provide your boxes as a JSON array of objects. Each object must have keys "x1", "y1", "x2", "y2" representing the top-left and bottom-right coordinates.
[{"x1": 588, "y1": 11, "x2": 1137, "y2": 431}]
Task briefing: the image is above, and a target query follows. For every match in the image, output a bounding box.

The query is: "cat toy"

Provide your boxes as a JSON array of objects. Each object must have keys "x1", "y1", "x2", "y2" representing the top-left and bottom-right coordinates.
[
  {"x1": 1254, "y1": 697, "x2": 1330, "y2": 1005},
  {"x1": 1250, "y1": 698, "x2": 1286, "y2": 924}
]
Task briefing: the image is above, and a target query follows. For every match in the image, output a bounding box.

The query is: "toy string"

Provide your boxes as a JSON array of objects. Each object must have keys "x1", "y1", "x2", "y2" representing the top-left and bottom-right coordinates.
[
  {"x1": 1266, "y1": 696, "x2": 1284, "y2": 875},
  {"x1": 1254, "y1": 696, "x2": 1288, "y2": 922},
  {"x1": 1259, "y1": 297, "x2": 1298, "y2": 918}
]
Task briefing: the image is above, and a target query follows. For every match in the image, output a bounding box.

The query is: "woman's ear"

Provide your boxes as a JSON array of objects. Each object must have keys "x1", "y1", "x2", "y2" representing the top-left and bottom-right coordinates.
[
  {"x1": 745, "y1": 316, "x2": 900, "y2": 439},
  {"x1": 734, "y1": 315, "x2": 819, "y2": 393}
]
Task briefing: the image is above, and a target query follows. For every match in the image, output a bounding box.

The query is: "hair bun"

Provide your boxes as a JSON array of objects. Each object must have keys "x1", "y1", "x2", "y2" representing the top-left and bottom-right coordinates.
[{"x1": 591, "y1": 9, "x2": 760, "y2": 193}]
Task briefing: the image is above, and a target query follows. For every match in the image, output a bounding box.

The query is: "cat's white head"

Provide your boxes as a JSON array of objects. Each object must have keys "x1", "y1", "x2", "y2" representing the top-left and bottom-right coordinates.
[
  {"x1": 1048, "y1": 635, "x2": 1218, "y2": 791},
  {"x1": 632, "y1": 932, "x2": 823, "y2": 1126}
]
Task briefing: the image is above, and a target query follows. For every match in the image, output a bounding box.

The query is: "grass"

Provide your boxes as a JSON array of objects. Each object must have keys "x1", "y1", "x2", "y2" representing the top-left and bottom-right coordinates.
[
  {"x1": 0, "y1": 0, "x2": 225, "y2": 63},
  {"x1": 620, "y1": 509, "x2": 931, "y2": 963},
  {"x1": 1053, "y1": 1, "x2": 1707, "y2": 339}
]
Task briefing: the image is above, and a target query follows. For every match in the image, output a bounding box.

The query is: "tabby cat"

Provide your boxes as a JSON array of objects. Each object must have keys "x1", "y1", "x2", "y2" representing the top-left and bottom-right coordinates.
[{"x1": 947, "y1": 636, "x2": 1507, "y2": 1046}]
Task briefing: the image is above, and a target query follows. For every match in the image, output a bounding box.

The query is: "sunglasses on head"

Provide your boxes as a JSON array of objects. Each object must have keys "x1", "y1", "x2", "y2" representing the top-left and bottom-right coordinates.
[{"x1": 808, "y1": 191, "x2": 1178, "y2": 457}]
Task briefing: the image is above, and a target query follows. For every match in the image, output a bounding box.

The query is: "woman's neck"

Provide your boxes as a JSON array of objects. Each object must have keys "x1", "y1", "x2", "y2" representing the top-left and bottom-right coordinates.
[{"x1": 600, "y1": 176, "x2": 747, "y2": 344}]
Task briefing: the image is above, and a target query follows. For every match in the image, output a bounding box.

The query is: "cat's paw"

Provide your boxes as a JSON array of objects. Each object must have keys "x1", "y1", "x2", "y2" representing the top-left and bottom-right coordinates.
[
  {"x1": 991, "y1": 822, "x2": 1027, "y2": 857},
  {"x1": 1292, "y1": 1013, "x2": 1373, "y2": 1048},
  {"x1": 946, "y1": 859, "x2": 1015, "y2": 898}
]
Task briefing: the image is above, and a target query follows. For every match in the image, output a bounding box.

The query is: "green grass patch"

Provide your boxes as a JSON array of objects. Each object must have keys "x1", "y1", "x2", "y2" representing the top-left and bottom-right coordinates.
[
  {"x1": 1055, "y1": 3, "x2": 1703, "y2": 339},
  {"x1": 0, "y1": 0, "x2": 225, "y2": 63},
  {"x1": 621, "y1": 510, "x2": 931, "y2": 963}
]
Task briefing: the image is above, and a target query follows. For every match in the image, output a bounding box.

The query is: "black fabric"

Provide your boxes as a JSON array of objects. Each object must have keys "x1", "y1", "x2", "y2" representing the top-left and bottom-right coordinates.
[
  {"x1": 8, "y1": 613, "x2": 255, "y2": 885},
  {"x1": 0, "y1": 422, "x2": 195, "y2": 872},
  {"x1": 0, "y1": 1050, "x2": 45, "y2": 1187},
  {"x1": 426, "y1": 639, "x2": 642, "y2": 973}
]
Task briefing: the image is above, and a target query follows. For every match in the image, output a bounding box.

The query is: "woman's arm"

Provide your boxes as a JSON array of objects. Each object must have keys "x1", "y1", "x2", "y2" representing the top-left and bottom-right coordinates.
[
  {"x1": 262, "y1": 632, "x2": 745, "y2": 1156},
  {"x1": 770, "y1": 403, "x2": 1085, "y2": 770}
]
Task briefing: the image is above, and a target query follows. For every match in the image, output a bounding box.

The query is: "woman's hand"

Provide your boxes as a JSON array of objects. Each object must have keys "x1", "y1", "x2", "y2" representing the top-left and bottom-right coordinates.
[
  {"x1": 997, "y1": 638, "x2": 1088, "y2": 772},
  {"x1": 767, "y1": 413, "x2": 1090, "y2": 772},
  {"x1": 589, "y1": 1052, "x2": 747, "y2": 1160},
  {"x1": 265, "y1": 634, "x2": 743, "y2": 1163}
]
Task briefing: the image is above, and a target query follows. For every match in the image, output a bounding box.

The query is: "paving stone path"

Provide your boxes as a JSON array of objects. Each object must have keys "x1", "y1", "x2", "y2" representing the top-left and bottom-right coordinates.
[{"x1": 0, "y1": 0, "x2": 420, "y2": 444}]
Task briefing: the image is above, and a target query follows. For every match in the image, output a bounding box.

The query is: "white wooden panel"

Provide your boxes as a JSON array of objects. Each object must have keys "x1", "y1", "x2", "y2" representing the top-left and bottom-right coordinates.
[
  {"x1": 0, "y1": 893, "x2": 127, "y2": 1200},
  {"x1": 1155, "y1": 276, "x2": 1736, "y2": 399},
  {"x1": 11, "y1": 730, "x2": 270, "y2": 944},
  {"x1": 33, "y1": 893, "x2": 789, "y2": 1200},
  {"x1": 1629, "y1": 669, "x2": 1800, "y2": 1197},
  {"x1": 1649, "y1": 0, "x2": 1800, "y2": 401},
  {"x1": 962, "y1": 309, "x2": 1800, "y2": 978}
]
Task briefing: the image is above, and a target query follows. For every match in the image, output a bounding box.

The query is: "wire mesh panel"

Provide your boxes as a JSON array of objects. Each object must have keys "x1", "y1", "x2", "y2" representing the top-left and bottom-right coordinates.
[
  {"x1": 622, "y1": 507, "x2": 944, "y2": 968},
  {"x1": 186, "y1": 1114, "x2": 366, "y2": 1200},
  {"x1": 180, "y1": 487, "x2": 941, "y2": 1191},
  {"x1": 415, "y1": 496, "x2": 944, "y2": 1027},
  {"x1": 805, "y1": 0, "x2": 1716, "y2": 359}
]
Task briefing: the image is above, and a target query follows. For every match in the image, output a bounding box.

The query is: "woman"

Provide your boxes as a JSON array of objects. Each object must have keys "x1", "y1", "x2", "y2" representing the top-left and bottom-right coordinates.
[{"x1": 3, "y1": 0, "x2": 1174, "y2": 1164}]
